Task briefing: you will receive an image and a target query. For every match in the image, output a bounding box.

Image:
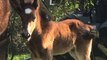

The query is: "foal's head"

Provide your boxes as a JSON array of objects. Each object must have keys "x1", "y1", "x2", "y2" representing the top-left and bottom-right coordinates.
[
  {"x1": 10, "y1": 0, "x2": 41, "y2": 38},
  {"x1": 20, "y1": 0, "x2": 40, "y2": 39}
]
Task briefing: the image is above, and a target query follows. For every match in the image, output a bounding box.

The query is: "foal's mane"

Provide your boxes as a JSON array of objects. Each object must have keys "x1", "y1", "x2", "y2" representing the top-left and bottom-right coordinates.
[{"x1": 38, "y1": 0, "x2": 52, "y2": 22}]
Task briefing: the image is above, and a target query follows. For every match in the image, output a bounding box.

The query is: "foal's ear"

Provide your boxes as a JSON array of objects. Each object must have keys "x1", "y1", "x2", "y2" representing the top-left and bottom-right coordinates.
[
  {"x1": 32, "y1": 0, "x2": 38, "y2": 9},
  {"x1": 10, "y1": 0, "x2": 23, "y2": 14}
]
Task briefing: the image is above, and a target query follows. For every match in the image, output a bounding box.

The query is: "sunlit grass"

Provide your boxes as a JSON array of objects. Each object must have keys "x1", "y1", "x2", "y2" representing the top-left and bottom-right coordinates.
[{"x1": 8, "y1": 54, "x2": 30, "y2": 60}]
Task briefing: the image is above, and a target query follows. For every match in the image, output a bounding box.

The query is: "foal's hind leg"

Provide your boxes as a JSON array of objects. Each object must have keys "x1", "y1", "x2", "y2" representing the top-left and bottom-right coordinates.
[
  {"x1": 31, "y1": 54, "x2": 41, "y2": 60},
  {"x1": 75, "y1": 39, "x2": 93, "y2": 60},
  {"x1": 69, "y1": 46, "x2": 78, "y2": 60}
]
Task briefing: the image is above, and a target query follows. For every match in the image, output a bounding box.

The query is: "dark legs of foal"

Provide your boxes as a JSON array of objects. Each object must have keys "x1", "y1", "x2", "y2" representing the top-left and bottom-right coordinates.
[
  {"x1": 40, "y1": 49, "x2": 53, "y2": 60},
  {"x1": 54, "y1": 53, "x2": 74, "y2": 60}
]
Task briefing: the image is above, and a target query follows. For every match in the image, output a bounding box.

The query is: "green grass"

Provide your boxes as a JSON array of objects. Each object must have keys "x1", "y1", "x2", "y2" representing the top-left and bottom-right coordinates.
[{"x1": 8, "y1": 54, "x2": 30, "y2": 60}]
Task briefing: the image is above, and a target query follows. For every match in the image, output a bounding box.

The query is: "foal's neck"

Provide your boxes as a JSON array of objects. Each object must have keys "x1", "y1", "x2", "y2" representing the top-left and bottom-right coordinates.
[{"x1": 35, "y1": 5, "x2": 52, "y2": 34}]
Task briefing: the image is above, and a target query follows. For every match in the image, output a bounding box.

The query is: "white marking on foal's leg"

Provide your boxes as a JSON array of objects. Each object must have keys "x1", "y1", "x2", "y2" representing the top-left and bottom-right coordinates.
[{"x1": 25, "y1": 8, "x2": 32, "y2": 14}]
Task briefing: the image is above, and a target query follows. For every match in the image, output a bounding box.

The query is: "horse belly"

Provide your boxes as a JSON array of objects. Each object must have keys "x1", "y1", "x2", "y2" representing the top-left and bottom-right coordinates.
[{"x1": 53, "y1": 39, "x2": 74, "y2": 55}]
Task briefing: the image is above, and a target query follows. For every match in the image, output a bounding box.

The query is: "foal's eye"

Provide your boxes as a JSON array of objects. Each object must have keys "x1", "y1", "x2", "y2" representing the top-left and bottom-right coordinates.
[
  {"x1": 32, "y1": 15, "x2": 35, "y2": 19},
  {"x1": 31, "y1": 14, "x2": 35, "y2": 21}
]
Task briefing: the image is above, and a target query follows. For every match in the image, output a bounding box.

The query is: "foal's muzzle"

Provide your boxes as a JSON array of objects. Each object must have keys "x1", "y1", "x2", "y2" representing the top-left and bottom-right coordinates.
[{"x1": 21, "y1": 31, "x2": 30, "y2": 39}]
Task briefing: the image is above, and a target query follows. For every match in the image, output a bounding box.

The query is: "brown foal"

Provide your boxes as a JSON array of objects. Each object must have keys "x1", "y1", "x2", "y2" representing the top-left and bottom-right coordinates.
[{"x1": 10, "y1": 0, "x2": 94, "y2": 60}]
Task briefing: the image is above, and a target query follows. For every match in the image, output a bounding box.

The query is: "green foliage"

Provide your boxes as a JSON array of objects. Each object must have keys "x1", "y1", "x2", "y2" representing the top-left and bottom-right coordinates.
[
  {"x1": 8, "y1": 54, "x2": 30, "y2": 60},
  {"x1": 49, "y1": 1, "x2": 77, "y2": 21},
  {"x1": 8, "y1": 10, "x2": 29, "y2": 59}
]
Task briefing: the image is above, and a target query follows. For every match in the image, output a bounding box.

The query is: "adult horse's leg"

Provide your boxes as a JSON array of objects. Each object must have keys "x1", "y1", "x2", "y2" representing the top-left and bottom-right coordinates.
[
  {"x1": 0, "y1": 44, "x2": 9, "y2": 60},
  {"x1": 0, "y1": 30, "x2": 10, "y2": 60}
]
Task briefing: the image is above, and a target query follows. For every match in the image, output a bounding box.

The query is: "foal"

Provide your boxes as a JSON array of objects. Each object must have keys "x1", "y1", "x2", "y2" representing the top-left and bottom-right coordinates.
[
  {"x1": 10, "y1": 0, "x2": 94, "y2": 60},
  {"x1": 0, "y1": 0, "x2": 10, "y2": 60}
]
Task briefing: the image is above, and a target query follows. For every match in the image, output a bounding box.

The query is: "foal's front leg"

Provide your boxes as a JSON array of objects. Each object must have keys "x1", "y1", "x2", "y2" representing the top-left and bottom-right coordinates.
[
  {"x1": 39, "y1": 40, "x2": 53, "y2": 60},
  {"x1": 40, "y1": 34, "x2": 54, "y2": 60},
  {"x1": 40, "y1": 48, "x2": 53, "y2": 60}
]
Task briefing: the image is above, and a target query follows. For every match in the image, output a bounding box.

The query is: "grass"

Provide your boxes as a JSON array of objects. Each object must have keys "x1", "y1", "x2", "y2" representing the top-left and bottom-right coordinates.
[{"x1": 8, "y1": 54, "x2": 30, "y2": 60}]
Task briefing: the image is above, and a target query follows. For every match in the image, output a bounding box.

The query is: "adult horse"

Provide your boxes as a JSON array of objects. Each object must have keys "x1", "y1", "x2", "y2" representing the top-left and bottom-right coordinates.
[
  {"x1": 10, "y1": 0, "x2": 95, "y2": 60},
  {"x1": 0, "y1": 0, "x2": 10, "y2": 60}
]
